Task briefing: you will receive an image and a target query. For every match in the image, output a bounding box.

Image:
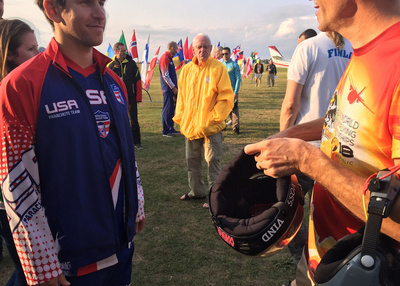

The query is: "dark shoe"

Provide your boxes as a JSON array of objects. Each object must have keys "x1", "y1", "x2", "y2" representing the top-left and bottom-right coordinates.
[
  {"x1": 163, "y1": 133, "x2": 175, "y2": 138},
  {"x1": 134, "y1": 143, "x2": 143, "y2": 149},
  {"x1": 233, "y1": 128, "x2": 240, "y2": 134},
  {"x1": 171, "y1": 130, "x2": 180, "y2": 135},
  {"x1": 180, "y1": 193, "x2": 206, "y2": 201}
]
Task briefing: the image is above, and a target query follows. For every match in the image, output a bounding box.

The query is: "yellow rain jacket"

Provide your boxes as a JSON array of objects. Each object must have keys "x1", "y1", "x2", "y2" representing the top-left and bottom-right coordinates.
[{"x1": 173, "y1": 56, "x2": 234, "y2": 141}]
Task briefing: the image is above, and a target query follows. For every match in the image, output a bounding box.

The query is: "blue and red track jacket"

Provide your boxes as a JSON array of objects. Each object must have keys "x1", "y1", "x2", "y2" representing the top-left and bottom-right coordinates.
[
  {"x1": 0, "y1": 38, "x2": 139, "y2": 285},
  {"x1": 159, "y1": 51, "x2": 177, "y2": 94}
]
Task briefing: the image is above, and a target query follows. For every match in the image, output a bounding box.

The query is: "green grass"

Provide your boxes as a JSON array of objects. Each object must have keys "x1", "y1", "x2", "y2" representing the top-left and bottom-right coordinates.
[{"x1": 0, "y1": 68, "x2": 300, "y2": 286}]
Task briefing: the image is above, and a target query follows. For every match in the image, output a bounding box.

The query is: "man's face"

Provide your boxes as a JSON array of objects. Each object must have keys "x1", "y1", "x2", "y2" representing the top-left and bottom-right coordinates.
[
  {"x1": 215, "y1": 49, "x2": 222, "y2": 59},
  {"x1": 57, "y1": 0, "x2": 106, "y2": 49},
  {"x1": 312, "y1": 0, "x2": 354, "y2": 32},
  {"x1": 193, "y1": 35, "x2": 212, "y2": 62},
  {"x1": 170, "y1": 44, "x2": 178, "y2": 56},
  {"x1": 115, "y1": 45, "x2": 126, "y2": 61},
  {"x1": 222, "y1": 50, "x2": 230, "y2": 62}
]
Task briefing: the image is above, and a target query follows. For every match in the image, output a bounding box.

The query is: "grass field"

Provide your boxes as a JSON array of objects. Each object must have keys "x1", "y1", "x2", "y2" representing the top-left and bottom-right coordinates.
[{"x1": 0, "y1": 67, "x2": 300, "y2": 286}]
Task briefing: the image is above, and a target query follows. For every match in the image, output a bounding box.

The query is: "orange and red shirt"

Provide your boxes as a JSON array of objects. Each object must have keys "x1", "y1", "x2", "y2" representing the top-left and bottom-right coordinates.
[{"x1": 308, "y1": 21, "x2": 400, "y2": 281}]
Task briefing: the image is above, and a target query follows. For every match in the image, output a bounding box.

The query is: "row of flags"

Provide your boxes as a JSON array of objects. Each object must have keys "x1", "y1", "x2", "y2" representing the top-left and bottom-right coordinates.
[{"x1": 105, "y1": 29, "x2": 260, "y2": 90}]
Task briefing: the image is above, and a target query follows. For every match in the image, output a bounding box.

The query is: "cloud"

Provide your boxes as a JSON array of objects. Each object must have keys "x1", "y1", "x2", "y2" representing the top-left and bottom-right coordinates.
[{"x1": 274, "y1": 18, "x2": 297, "y2": 38}]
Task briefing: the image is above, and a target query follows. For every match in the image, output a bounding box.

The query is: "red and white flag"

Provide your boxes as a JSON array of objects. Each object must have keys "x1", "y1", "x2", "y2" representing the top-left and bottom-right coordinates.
[
  {"x1": 144, "y1": 46, "x2": 160, "y2": 90},
  {"x1": 128, "y1": 29, "x2": 139, "y2": 60},
  {"x1": 244, "y1": 56, "x2": 254, "y2": 78}
]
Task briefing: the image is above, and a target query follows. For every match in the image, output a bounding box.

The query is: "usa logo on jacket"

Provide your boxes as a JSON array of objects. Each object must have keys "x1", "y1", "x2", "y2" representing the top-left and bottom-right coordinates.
[{"x1": 94, "y1": 110, "x2": 110, "y2": 138}]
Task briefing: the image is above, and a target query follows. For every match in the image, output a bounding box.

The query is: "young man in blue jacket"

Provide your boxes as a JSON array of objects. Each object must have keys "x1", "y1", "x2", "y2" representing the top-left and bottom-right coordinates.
[
  {"x1": 222, "y1": 47, "x2": 241, "y2": 134},
  {"x1": 0, "y1": 0, "x2": 145, "y2": 285}
]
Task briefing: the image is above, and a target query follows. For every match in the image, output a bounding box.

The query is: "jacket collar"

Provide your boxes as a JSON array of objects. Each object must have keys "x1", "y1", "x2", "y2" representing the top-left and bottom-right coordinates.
[
  {"x1": 111, "y1": 55, "x2": 129, "y2": 64},
  {"x1": 45, "y1": 37, "x2": 112, "y2": 76},
  {"x1": 192, "y1": 55, "x2": 212, "y2": 67}
]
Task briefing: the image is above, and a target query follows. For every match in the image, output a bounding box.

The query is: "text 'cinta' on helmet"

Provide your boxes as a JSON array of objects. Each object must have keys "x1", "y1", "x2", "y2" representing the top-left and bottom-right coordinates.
[{"x1": 208, "y1": 149, "x2": 304, "y2": 257}]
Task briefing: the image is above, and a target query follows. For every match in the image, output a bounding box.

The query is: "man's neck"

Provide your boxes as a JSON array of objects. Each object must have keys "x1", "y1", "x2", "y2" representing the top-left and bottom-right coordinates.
[{"x1": 54, "y1": 34, "x2": 94, "y2": 69}]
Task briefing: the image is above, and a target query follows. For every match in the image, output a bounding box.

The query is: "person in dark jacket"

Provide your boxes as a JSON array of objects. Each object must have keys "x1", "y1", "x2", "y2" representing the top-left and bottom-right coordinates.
[
  {"x1": 109, "y1": 42, "x2": 144, "y2": 149},
  {"x1": 267, "y1": 59, "x2": 277, "y2": 87}
]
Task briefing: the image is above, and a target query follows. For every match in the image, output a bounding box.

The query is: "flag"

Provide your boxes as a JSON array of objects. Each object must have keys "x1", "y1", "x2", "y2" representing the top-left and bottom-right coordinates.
[
  {"x1": 217, "y1": 41, "x2": 220, "y2": 48},
  {"x1": 183, "y1": 37, "x2": 189, "y2": 60},
  {"x1": 211, "y1": 45, "x2": 215, "y2": 58},
  {"x1": 237, "y1": 52, "x2": 245, "y2": 74},
  {"x1": 119, "y1": 30, "x2": 127, "y2": 52},
  {"x1": 128, "y1": 29, "x2": 138, "y2": 60},
  {"x1": 144, "y1": 46, "x2": 160, "y2": 90},
  {"x1": 231, "y1": 45, "x2": 241, "y2": 62},
  {"x1": 237, "y1": 51, "x2": 244, "y2": 62},
  {"x1": 174, "y1": 39, "x2": 185, "y2": 71},
  {"x1": 140, "y1": 35, "x2": 150, "y2": 83},
  {"x1": 244, "y1": 56, "x2": 254, "y2": 78},
  {"x1": 105, "y1": 43, "x2": 115, "y2": 59},
  {"x1": 187, "y1": 42, "x2": 193, "y2": 61},
  {"x1": 240, "y1": 58, "x2": 246, "y2": 75}
]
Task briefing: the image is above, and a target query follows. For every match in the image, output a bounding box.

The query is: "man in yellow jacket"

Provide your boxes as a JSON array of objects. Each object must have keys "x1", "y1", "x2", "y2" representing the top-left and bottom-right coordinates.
[{"x1": 174, "y1": 33, "x2": 234, "y2": 205}]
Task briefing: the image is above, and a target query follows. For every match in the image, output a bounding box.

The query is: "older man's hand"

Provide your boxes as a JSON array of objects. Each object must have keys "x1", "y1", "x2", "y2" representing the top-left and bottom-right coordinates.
[{"x1": 244, "y1": 138, "x2": 312, "y2": 178}]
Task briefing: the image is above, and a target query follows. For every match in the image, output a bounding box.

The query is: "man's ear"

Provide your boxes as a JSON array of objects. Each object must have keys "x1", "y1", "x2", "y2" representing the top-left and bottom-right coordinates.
[{"x1": 43, "y1": 0, "x2": 63, "y2": 24}]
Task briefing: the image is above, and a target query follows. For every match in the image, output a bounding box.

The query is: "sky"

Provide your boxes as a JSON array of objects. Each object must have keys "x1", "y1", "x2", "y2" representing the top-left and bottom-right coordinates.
[{"x1": 5, "y1": 0, "x2": 319, "y2": 61}]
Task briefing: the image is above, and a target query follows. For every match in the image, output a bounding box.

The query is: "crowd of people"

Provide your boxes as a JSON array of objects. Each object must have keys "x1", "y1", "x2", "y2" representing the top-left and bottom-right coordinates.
[{"x1": 1, "y1": 0, "x2": 400, "y2": 285}]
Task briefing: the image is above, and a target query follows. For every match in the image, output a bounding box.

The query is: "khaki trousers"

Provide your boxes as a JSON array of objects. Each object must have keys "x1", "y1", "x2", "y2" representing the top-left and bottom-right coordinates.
[{"x1": 185, "y1": 132, "x2": 223, "y2": 197}]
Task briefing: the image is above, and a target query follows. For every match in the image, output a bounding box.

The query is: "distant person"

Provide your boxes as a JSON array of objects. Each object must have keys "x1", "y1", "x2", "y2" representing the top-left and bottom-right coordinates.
[
  {"x1": 174, "y1": 33, "x2": 234, "y2": 207},
  {"x1": 109, "y1": 42, "x2": 144, "y2": 149},
  {"x1": 281, "y1": 30, "x2": 352, "y2": 267},
  {"x1": 214, "y1": 46, "x2": 224, "y2": 62},
  {"x1": 298, "y1": 28, "x2": 317, "y2": 44},
  {"x1": 0, "y1": 1, "x2": 145, "y2": 285},
  {"x1": 222, "y1": 46, "x2": 241, "y2": 135},
  {"x1": 266, "y1": 59, "x2": 277, "y2": 87},
  {"x1": 254, "y1": 60, "x2": 263, "y2": 87},
  {"x1": 159, "y1": 41, "x2": 179, "y2": 137},
  {"x1": 0, "y1": 18, "x2": 37, "y2": 286}
]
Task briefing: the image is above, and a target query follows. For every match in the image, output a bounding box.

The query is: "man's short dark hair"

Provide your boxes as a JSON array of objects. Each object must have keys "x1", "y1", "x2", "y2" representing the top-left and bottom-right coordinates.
[
  {"x1": 36, "y1": 0, "x2": 66, "y2": 29},
  {"x1": 113, "y1": 42, "x2": 125, "y2": 51},
  {"x1": 299, "y1": 29, "x2": 317, "y2": 40},
  {"x1": 167, "y1": 41, "x2": 177, "y2": 50},
  {"x1": 222, "y1": 47, "x2": 231, "y2": 54}
]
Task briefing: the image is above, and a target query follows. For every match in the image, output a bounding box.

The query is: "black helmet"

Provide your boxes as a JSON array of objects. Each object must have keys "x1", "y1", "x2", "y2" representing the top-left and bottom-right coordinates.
[{"x1": 208, "y1": 149, "x2": 304, "y2": 256}]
